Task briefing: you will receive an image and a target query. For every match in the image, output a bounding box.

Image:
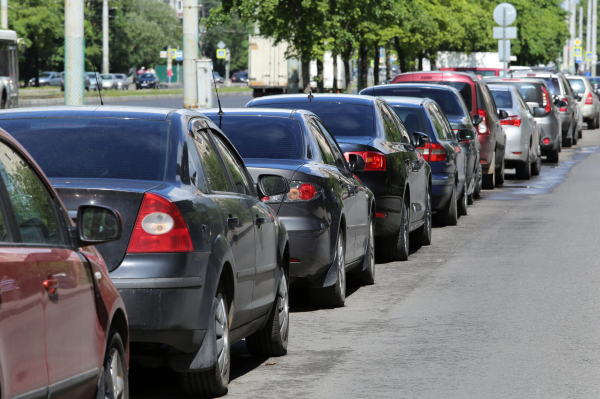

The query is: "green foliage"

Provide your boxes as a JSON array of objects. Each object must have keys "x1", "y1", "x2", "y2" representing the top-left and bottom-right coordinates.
[{"x1": 204, "y1": 9, "x2": 250, "y2": 77}]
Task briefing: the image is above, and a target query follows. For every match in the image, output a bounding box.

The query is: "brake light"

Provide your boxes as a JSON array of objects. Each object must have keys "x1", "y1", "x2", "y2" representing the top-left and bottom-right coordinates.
[
  {"x1": 501, "y1": 115, "x2": 522, "y2": 127},
  {"x1": 127, "y1": 193, "x2": 193, "y2": 253},
  {"x1": 541, "y1": 86, "x2": 551, "y2": 114},
  {"x1": 344, "y1": 151, "x2": 386, "y2": 171},
  {"x1": 375, "y1": 212, "x2": 388, "y2": 218},
  {"x1": 478, "y1": 109, "x2": 488, "y2": 134},
  {"x1": 543, "y1": 138, "x2": 550, "y2": 145},
  {"x1": 586, "y1": 92, "x2": 593, "y2": 105},
  {"x1": 417, "y1": 142, "x2": 446, "y2": 162}
]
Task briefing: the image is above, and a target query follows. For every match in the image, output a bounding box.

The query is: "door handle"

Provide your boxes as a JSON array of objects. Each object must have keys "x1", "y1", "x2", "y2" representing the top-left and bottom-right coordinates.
[
  {"x1": 43, "y1": 276, "x2": 59, "y2": 294},
  {"x1": 227, "y1": 216, "x2": 239, "y2": 229}
]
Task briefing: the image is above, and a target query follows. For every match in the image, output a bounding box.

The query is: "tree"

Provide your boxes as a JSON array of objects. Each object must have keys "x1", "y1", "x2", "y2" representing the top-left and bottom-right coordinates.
[{"x1": 204, "y1": 10, "x2": 251, "y2": 78}]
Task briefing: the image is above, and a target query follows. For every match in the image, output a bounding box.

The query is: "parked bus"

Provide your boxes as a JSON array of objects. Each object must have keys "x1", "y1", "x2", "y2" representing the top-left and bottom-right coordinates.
[{"x1": 0, "y1": 30, "x2": 19, "y2": 108}]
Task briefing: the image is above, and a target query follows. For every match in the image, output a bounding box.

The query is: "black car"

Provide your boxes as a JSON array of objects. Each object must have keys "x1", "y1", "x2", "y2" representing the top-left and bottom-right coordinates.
[
  {"x1": 136, "y1": 72, "x2": 159, "y2": 89},
  {"x1": 202, "y1": 108, "x2": 375, "y2": 307},
  {"x1": 247, "y1": 94, "x2": 432, "y2": 262},
  {"x1": 361, "y1": 84, "x2": 482, "y2": 204},
  {"x1": 0, "y1": 106, "x2": 291, "y2": 397}
]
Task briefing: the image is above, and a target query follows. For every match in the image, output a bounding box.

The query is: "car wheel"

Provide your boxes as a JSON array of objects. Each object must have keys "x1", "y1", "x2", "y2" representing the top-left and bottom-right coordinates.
[
  {"x1": 563, "y1": 123, "x2": 573, "y2": 147},
  {"x1": 473, "y1": 164, "x2": 482, "y2": 199},
  {"x1": 458, "y1": 187, "x2": 468, "y2": 216},
  {"x1": 382, "y1": 198, "x2": 410, "y2": 261},
  {"x1": 573, "y1": 126, "x2": 579, "y2": 145},
  {"x1": 438, "y1": 184, "x2": 458, "y2": 226},
  {"x1": 495, "y1": 155, "x2": 505, "y2": 186},
  {"x1": 246, "y1": 269, "x2": 289, "y2": 356},
  {"x1": 415, "y1": 190, "x2": 432, "y2": 245},
  {"x1": 181, "y1": 287, "x2": 230, "y2": 397},
  {"x1": 532, "y1": 145, "x2": 542, "y2": 176},
  {"x1": 516, "y1": 156, "x2": 531, "y2": 180},
  {"x1": 356, "y1": 215, "x2": 376, "y2": 284},
  {"x1": 310, "y1": 230, "x2": 346, "y2": 307},
  {"x1": 547, "y1": 145, "x2": 559, "y2": 163},
  {"x1": 101, "y1": 329, "x2": 128, "y2": 399}
]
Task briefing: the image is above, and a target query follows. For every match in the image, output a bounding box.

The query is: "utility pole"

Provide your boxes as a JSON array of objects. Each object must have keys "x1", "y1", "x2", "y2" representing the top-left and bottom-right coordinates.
[
  {"x1": 102, "y1": 0, "x2": 109, "y2": 74},
  {"x1": 65, "y1": 0, "x2": 85, "y2": 105},
  {"x1": 570, "y1": 0, "x2": 576, "y2": 74},
  {"x1": 587, "y1": 0, "x2": 592, "y2": 73},
  {"x1": 593, "y1": 0, "x2": 598, "y2": 77},
  {"x1": 183, "y1": 0, "x2": 198, "y2": 108},
  {"x1": 579, "y1": 6, "x2": 583, "y2": 73},
  {"x1": 1, "y1": 0, "x2": 7, "y2": 30}
]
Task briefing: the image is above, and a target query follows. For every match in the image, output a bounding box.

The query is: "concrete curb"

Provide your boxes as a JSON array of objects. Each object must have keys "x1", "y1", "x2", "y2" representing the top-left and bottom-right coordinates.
[{"x1": 19, "y1": 90, "x2": 252, "y2": 107}]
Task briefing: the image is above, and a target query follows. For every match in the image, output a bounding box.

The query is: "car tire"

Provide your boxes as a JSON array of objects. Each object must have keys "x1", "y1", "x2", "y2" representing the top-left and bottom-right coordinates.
[
  {"x1": 516, "y1": 156, "x2": 531, "y2": 180},
  {"x1": 246, "y1": 269, "x2": 289, "y2": 356},
  {"x1": 563, "y1": 123, "x2": 573, "y2": 147},
  {"x1": 438, "y1": 185, "x2": 458, "y2": 226},
  {"x1": 573, "y1": 126, "x2": 579, "y2": 145},
  {"x1": 415, "y1": 190, "x2": 432, "y2": 245},
  {"x1": 310, "y1": 230, "x2": 346, "y2": 307},
  {"x1": 531, "y1": 147, "x2": 542, "y2": 176},
  {"x1": 100, "y1": 329, "x2": 128, "y2": 399},
  {"x1": 382, "y1": 198, "x2": 410, "y2": 261},
  {"x1": 547, "y1": 146, "x2": 559, "y2": 163},
  {"x1": 356, "y1": 215, "x2": 376, "y2": 284},
  {"x1": 473, "y1": 164, "x2": 482, "y2": 199},
  {"x1": 181, "y1": 287, "x2": 230, "y2": 398},
  {"x1": 458, "y1": 187, "x2": 468, "y2": 216}
]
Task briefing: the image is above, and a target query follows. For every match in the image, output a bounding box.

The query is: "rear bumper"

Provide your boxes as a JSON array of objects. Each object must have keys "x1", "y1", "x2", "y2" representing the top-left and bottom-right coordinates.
[
  {"x1": 582, "y1": 104, "x2": 596, "y2": 119},
  {"x1": 503, "y1": 127, "x2": 527, "y2": 163},
  {"x1": 536, "y1": 115, "x2": 560, "y2": 152}
]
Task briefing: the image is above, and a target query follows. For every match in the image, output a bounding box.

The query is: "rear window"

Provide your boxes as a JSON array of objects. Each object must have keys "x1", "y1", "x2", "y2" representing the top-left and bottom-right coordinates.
[
  {"x1": 428, "y1": 81, "x2": 473, "y2": 111},
  {"x1": 490, "y1": 82, "x2": 546, "y2": 105},
  {"x1": 374, "y1": 87, "x2": 466, "y2": 117},
  {"x1": 0, "y1": 118, "x2": 170, "y2": 181},
  {"x1": 390, "y1": 106, "x2": 429, "y2": 135},
  {"x1": 251, "y1": 103, "x2": 374, "y2": 138},
  {"x1": 568, "y1": 79, "x2": 586, "y2": 93},
  {"x1": 542, "y1": 78, "x2": 559, "y2": 94},
  {"x1": 490, "y1": 90, "x2": 513, "y2": 108},
  {"x1": 206, "y1": 116, "x2": 304, "y2": 160},
  {"x1": 477, "y1": 70, "x2": 497, "y2": 77}
]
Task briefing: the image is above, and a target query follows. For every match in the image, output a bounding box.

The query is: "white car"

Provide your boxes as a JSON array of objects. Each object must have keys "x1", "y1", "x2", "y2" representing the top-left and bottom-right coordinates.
[{"x1": 567, "y1": 75, "x2": 600, "y2": 132}]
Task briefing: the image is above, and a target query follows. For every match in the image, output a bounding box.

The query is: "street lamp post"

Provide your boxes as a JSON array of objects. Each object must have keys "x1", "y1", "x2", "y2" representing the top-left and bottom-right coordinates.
[
  {"x1": 65, "y1": 0, "x2": 85, "y2": 105},
  {"x1": 183, "y1": 0, "x2": 199, "y2": 108}
]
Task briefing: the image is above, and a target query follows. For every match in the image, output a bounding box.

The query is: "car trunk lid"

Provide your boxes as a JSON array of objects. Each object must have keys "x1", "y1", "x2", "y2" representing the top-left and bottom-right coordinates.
[{"x1": 244, "y1": 159, "x2": 304, "y2": 214}]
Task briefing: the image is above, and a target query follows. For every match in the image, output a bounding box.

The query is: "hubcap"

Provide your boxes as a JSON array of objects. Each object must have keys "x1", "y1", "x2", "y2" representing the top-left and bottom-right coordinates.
[
  {"x1": 105, "y1": 347, "x2": 124, "y2": 399},
  {"x1": 369, "y1": 220, "x2": 375, "y2": 274},
  {"x1": 337, "y1": 234, "x2": 345, "y2": 297},
  {"x1": 278, "y1": 273, "x2": 289, "y2": 341},
  {"x1": 215, "y1": 296, "x2": 229, "y2": 382}
]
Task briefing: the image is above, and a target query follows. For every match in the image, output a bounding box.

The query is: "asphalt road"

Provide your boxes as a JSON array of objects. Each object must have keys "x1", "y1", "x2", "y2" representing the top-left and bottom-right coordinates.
[{"x1": 125, "y1": 124, "x2": 600, "y2": 398}]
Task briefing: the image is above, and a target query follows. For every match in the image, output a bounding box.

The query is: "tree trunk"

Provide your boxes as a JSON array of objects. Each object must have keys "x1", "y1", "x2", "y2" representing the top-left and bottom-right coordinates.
[
  {"x1": 301, "y1": 59, "x2": 311, "y2": 93},
  {"x1": 342, "y1": 44, "x2": 353, "y2": 93},
  {"x1": 418, "y1": 52, "x2": 424, "y2": 71},
  {"x1": 358, "y1": 42, "x2": 368, "y2": 91},
  {"x1": 333, "y1": 52, "x2": 338, "y2": 92},
  {"x1": 316, "y1": 59, "x2": 324, "y2": 93},
  {"x1": 430, "y1": 56, "x2": 437, "y2": 71},
  {"x1": 394, "y1": 37, "x2": 407, "y2": 74},
  {"x1": 385, "y1": 42, "x2": 392, "y2": 81},
  {"x1": 35, "y1": 50, "x2": 40, "y2": 88},
  {"x1": 373, "y1": 43, "x2": 380, "y2": 86}
]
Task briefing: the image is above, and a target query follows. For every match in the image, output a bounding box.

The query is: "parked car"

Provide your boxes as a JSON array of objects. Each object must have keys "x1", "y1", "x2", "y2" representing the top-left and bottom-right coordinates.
[
  {"x1": 0, "y1": 125, "x2": 129, "y2": 399},
  {"x1": 391, "y1": 71, "x2": 507, "y2": 189},
  {"x1": 232, "y1": 71, "x2": 248, "y2": 83},
  {"x1": 49, "y1": 72, "x2": 63, "y2": 86},
  {"x1": 202, "y1": 108, "x2": 375, "y2": 307},
  {"x1": 360, "y1": 83, "x2": 482, "y2": 203},
  {"x1": 213, "y1": 71, "x2": 225, "y2": 84},
  {"x1": 114, "y1": 73, "x2": 130, "y2": 90},
  {"x1": 383, "y1": 96, "x2": 469, "y2": 225},
  {"x1": 485, "y1": 77, "x2": 563, "y2": 162},
  {"x1": 28, "y1": 71, "x2": 60, "y2": 86},
  {"x1": 60, "y1": 72, "x2": 91, "y2": 92},
  {"x1": 439, "y1": 67, "x2": 506, "y2": 77},
  {"x1": 136, "y1": 72, "x2": 160, "y2": 89},
  {"x1": 588, "y1": 76, "x2": 600, "y2": 99},
  {"x1": 0, "y1": 106, "x2": 291, "y2": 397},
  {"x1": 247, "y1": 94, "x2": 432, "y2": 262},
  {"x1": 489, "y1": 85, "x2": 542, "y2": 179},
  {"x1": 100, "y1": 73, "x2": 119, "y2": 90},
  {"x1": 566, "y1": 75, "x2": 600, "y2": 130},
  {"x1": 511, "y1": 70, "x2": 578, "y2": 147},
  {"x1": 86, "y1": 72, "x2": 103, "y2": 91}
]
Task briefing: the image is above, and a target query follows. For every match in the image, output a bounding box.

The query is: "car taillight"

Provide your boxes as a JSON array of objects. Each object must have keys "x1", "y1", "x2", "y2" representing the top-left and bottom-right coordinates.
[
  {"x1": 478, "y1": 109, "x2": 488, "y2": 134},
  {"x1": 127, "y1": 193, "x2": 193, "y2": 253},
  {"x1": 586, "y1": 92, "x2": 594, "y2": 105},
  {"x1": 501, "y1": 115, "x2": 522, "y2": 127},
  {"x1": 543, "y1": 138, "x2": 550, "y2": 145},
  {"x1": 541, "y1": 86, "x2": 551, "y2": 114},
  {"x1": 344, "y1": 151, "x2": 386, "y2": 171},
  {"x1": 263, "y1": 181, "x2": 322, "y2": 204},
  {"x1": 559, "y1": 97, "x2": 568, "y2": 112},
  {"x1": 417, "y1": 142, "x2": 446, "y2": 162}
]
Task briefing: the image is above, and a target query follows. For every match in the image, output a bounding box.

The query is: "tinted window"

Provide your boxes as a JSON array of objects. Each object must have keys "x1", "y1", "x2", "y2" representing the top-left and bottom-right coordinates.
[
  {"x1": 4, "y1": 118, "x2": 170, "y2": 182},
  {"x1": 490, "y1": 89, "x2": 513, "y2": 108},
  {"x1": 426, "y1": 104, "x2": 449, "y2": 140},
  {"x1": 379, "y1": 105, "x2": 402, "y2": 142},
  {"x1": 375, "y1": 87, "x2": 466, "y2": 118},
  {"x1": 212, "y1": 134, "x2": 253, "y2": 196},
  {"x1": 193, "y1": 130, "x2": 229, "y2": 192},
  {"x1": 141, "y1": 73, "x2": 154, "y2": 78},
  {"x1": 308, "y1": 118, "x2": 336, "y2": 165},
  {"x1": 100, "y1": 74, "x2": 112, "y2": 79},
  {"x1": 568, "y1": 79, "x2": 586, "y2": 94},
  {"x1": 384, "y1": 104, "x2": 412, "y2": 144},
  {"x1": 429, "y1": 81, "x2": 473, "y2": 111},
  {"x1": 391, "y1": 106, "x2": 429, "y2": 136},
  {"x1": 314, "y1": 119, "x2": 346, "y2": 168},
  {"x1": 252, "y1": 102, "x2": 374, "y2": 138},
  {"x1": 542, "y1": 78, "x2": 560, "y2": 95},
  {"x1": 206, "y1": 116, "x2": 304, "y2": 160},
  {"x1": 477, "y1": 70, "x2": 497, "y2": 77},
  {"x1": 0, "y1": 142, "x2": 64, "y2": 245}
]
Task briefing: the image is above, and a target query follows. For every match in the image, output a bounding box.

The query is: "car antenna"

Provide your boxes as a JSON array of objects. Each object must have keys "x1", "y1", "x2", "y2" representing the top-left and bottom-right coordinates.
[
  {"x1": 92, "y1": 61, "x2": 104, "y2": 105},
  {"x1": 211, "y1": 69, "x2": 224, "y2": 126},
  {"x1": 308, "y1": 88, "x2": 314, "y2": 101}
]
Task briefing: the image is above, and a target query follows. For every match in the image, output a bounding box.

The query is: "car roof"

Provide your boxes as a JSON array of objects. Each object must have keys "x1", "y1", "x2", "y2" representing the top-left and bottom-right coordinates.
[
  {"x1": 0, "y1": 106, "x2": 177, "y2": 121},
  {"x1": 200, "y1": 108, "x2": 296, "y2": 118},
  {"x1": 369, "y1": 83, "x2": 455, "y2": 92},
  {"x1": 511, "y1": 71, "x2": 560, "y2": 78},
  {"x1": 394, "y1": 71, "x2": 478, "y2": 82},
  {"x1": 379, "y1": 96, "x2": 431, "y2": 106},
  {"x1": 247, "y1": 93, "x2": 377, "y2": 106}
]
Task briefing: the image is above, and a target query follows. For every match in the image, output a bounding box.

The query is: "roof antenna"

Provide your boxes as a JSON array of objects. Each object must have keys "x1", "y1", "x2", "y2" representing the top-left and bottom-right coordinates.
[
  {"x1": 92, "y1": 61, "x2": 104, "y2": 106},
  {"x1": 211, "y1": 69, "x2": 224, "y2": 123},
  {"x1": 308, "y1": 88, "x2": 314, "y2": 101}
]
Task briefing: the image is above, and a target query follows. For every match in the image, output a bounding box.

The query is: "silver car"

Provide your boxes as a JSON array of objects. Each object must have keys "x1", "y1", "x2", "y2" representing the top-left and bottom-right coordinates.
[
  {"x1": 86, "y1": 72, "x2": 103, "y2": 91},
  {"x1": 567, "y1": 75, "x2": 600, "y2": 130},
  {"x1": 100, "y1": 74, "x2": 118, "y2": 90},
  {"x1": 113, "y1": 73, "x2": 130, "y2": 90},
  {"x1": 28, "y1": 71, "x2": 60, "y2": 87},
  {"x1": 489, "y1": 85, "x2": 542, "y2": 179}
]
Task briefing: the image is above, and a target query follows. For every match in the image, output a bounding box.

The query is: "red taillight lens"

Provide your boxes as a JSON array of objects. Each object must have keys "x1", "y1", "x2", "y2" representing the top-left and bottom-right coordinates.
[
  {"x1": 501, "y1": 115, "x2": 522, "y2": 127},
  {"x1": 559, "y1": 107, "x2": 568, "y2": 112},
  {"x1": 284, "y1": 181, "x2": 321, "y2": 202},
  {"x1": 344, "y1": 151, "x2": 386, "y2": 171},
  {"x1": 429, "y1": 143, "x2": 447, "y2": 162},
  {"x1": 559, "y1": 97, "x2": 569, "y2": 112},
  {"x1": 478, "y1": 109, "x2": 488, "y2": 134},
  {"x1": 298, "y1": 183, "x2": 317, "y2": 201},
  {"x1": 541, "y1": 86, "x2": 551, "y2": 114},
  {"x1": 586, "y1": 92, "x2": 593, "y2": 105},
  {"x1": 127, "y1": 193, "x2": 193, "y2": 253},
  {"x1": 375, "y1": 212, "x2": 387, "y2": 218},
  {"x1": 543, "y1": 138, "x2": 550, "y2": 145}
]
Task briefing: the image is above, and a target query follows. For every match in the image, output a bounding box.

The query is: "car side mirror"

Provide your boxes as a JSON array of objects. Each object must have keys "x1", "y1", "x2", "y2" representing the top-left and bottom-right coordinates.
[
  {"x1": 498, "y1": 109, "x2": 509, "y2": 120},
  {"x1": 74, "y1": 205, "x2": 122, "y2": 247},
  {"x1": 557, "y1": 100, "x2": 568, "y2": 109},
  {"x1": 456, "y1": 129, "x2": 474, "y2": 142},
  {"x1": 258, "y1": 175, "x2": 290, "y2": 198},
  {"x1": 533, "y1": 107, "x2": 546, "y2": 117},
  {"x1": 575, "y1": 93, "x2": 582, "y2": 101},
  {"x1": 472, "y1": 114, "x2": 483, "y2": 126},
  {"x1": 412, "y1": 132, "x2": 429, "y2": 147},
  {"x1": 347, "y1": 153, "x2": 366, "y2": 175}
]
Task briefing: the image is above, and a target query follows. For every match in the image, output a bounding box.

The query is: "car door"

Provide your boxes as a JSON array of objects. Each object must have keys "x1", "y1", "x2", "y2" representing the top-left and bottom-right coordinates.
[
  {"x1": 434, "y1": 103, "x2": 467, "y2": 194},
  {"x1": 192, "y1": 128, "x2": 256, "y2": 328},
  {"x1": 0, "y1": 140, "x2": 102, "y2": 398},
  {"x1": 0, "y1": 161, "x2": 49, "y2": 399}
]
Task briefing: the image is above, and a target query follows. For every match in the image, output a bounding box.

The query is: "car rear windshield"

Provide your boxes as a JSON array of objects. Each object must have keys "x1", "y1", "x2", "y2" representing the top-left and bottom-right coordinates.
[
  {"x1": 477, "y1": 70, "x2": 497, "y2": 77},
  {"x1": 1, "y1": 118, "x2": 170, "y2": 181},
  {"x1": 568, "y1": 79, "x2": 586, "y2": 93},
  {"x1": 428, "y1": 82, "x2": 473, "y2": 111},
  {"x1": 100, "y1": 74, "x2": 112, "y2": 79},
  {"x1": 374, "y1": 87, "x2": 466, "y2": 117},
  {"x1": 490, "y1": 82, "x2": 545, "y2": 104},
  {"x1": 251, "y1": 103, "x2": 375, "y2": 138},
  {"x1": 490, "y1": 89, "x2": 513, "y2": 108},
  {"x1": 390, "y1": 106, "x2": 429, "y2": 135},
  {"x1": 206, "y1": 116, "x2": 304, "y2": 159},
  {"x1": 542, "y1": 78, "x2": 560, "y2": 94}
]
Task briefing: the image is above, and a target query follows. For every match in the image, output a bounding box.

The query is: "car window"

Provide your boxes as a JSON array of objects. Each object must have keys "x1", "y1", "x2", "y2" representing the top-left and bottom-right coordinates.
[
  {"x1": 0, "y1": 142, "x2": 64, "y2": 245},
  {"x1": 426, "y1": 103, "x2": 449, "y2": 140},
  {"x1": 568, "y1": 78, "x2": 585, "y2": 94},
  {"x1": 514, "y1": 90, "x2": 530, "y2": 113},
  {"x1": 560, "y1": 76, "x2": 573, "y2": 96},
  {"x1": 313, "y1": 119, "x2": 346, "y2": 169},
  {"x1": 385, "y1": 104, "x2": 412, "y2": 144},
  {"x1": 391, "y1": 106, "x2": 429, "y2": 136},
  {"x1": 212, "y1": 133, "x2": 254, "y2": 196},
  {"x1": 542, "y1": 78, "x2": 560, "y2": 95},
  {"x1": 374, "y1": 87, "x2": 467, "y2": 118},
  {"x1": 429, "y1": 81, "x2": 473, "y2": 111},
  {"x1": 484, "y1": 86, "x2": 498, "y2": 113},
  {"x1": 307, "y1": 118, "x2": 336, "y2": 165},
  {"x1": 379, "y1": 105, "x2": 402, "y2": 142},
  {"x1": 433, "y1": 103, "x2": 456, "y2": 141},
  {"x1": 194, "y1": 130, "x2": 230, "y2": 192},
  {"x1": 490, "y1": 89, "x2": 513, "y2": 108}
]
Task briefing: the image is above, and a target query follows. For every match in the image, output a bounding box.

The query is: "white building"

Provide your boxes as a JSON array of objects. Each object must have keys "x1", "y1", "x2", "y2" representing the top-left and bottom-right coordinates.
[{"x1": 164, "y1": 0, "x2": 183, "y2": 19}]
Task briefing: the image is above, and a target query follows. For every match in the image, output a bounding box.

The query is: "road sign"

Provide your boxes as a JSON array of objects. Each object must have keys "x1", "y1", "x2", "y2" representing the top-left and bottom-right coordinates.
[
  {"x1": 575, "y1": 37, "x2": 582, "y2": 46},
  {"x1": 217, "y1": 49, "x2": 226, "y2": 59},
  {"x1": 171, "y1": 49, "x2": 177, "y2": 59},
  {"x1": 586, "y1": 51, "x2": 592, "y2": 61},
  {"x1": 576, "y1": 56, "x2": 583, "y2": 63},
  {"x1": 493, "y1": 26, "x2": 517, "y2": 39},
  {"x1": 160, "y1": 51, "x2": 167, "y2": 59},
  {"x1": 574, "y1": 46, "x2": 583, "y2": 57},
  {"x1": 176, "y1": 50, "x2": 183, "y2": 61},
  {"x1": 217, "y1": 41, "x2": 226, "y2": 49},
  {"x1": 498, "y1": 40, "x2": 511, "y2": 62},
  {"x1": 493, "y1": 3, "x2": 517, "y2": 26}
]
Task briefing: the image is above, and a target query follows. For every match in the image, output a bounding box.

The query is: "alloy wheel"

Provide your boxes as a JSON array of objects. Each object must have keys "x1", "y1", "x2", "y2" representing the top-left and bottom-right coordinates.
[
  {"x1": 403, "y1": 203, "x2": 409, "y2": 254},
  {"x1": 215, "y1": 296, "x2": 230, "y2": 382},
  {"x1": 337, "y1": 234, "x2": 346, "y2": 298},
  {"x1": 368, "y1": 220, "x2": 375, "y2": 276},
  {"x1": 105, "y1": 347, "x2": 125, "y2": 399},
  {"x1": 278, "y1": 273, "x2": 289, "y2": 341}
]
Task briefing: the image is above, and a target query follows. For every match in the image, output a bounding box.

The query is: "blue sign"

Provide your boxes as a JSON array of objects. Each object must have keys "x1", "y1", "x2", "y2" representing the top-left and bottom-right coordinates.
[{"x1": 176, "y1": 50, "x2": 183, "y2": 61}]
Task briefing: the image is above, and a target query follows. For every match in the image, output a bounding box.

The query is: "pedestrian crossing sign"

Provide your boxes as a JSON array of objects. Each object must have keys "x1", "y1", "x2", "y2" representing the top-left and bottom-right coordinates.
[
  {"x1": 574, "y1": 47, "x2": 582, "y2": 57},
  {"x1": 586, "y1": 51, "x2": 592, "y2": 61},
  {"x1": 217, "y1": 49, "x2": 226, "y2": 59}
]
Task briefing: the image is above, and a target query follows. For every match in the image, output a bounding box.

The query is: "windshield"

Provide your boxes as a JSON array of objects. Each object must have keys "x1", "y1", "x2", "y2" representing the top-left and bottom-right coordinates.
[
  {"x1": 390, "y1": 106, "x2": 429, "y2": 135},
  {"x1": 375, "y1": 87, "x2": 467, "y2": 117},
  {"x1": 115, "y1": 74, "x2": 125, "y2": 79},
  {"x1": 141, "y1": 73, "x2": 154, "y2": 78},
  {"x1": 426, "y1": 82, "x2": 473, "y2": 111},
  {"x1": 206, "y1": 116, "x2": 304, "y2": 160},
  {"x1": 568, "y1": 79, "x2": 586, "y2": 94},
  {"x1": 0, "y1": 118, "x2": 170, "y2": 181},
  {"x1": 490, "y1": 90, "x2": 513, "y2": 108},
  {"x1": 251, "y1": 103, "x2": 375, "y2": 138},
  {"x1": 100, "y1": 74, "x2": 112, "y2": 80},
  {"x1": 39, "y1": 72, "x2": 52, "y2": 78}
]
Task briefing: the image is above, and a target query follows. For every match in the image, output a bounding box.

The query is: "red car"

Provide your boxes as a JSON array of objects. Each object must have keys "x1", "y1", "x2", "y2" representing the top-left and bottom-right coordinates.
[
  {"x1": 391, "y1": 71, "x2": 507, "y2": 189},
  {"x1": 0, "y1": 128, "x2": 129, "y2": 399},
  {"x1": 439, "y1": 67, "x2": 507, "y2": 77}
]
